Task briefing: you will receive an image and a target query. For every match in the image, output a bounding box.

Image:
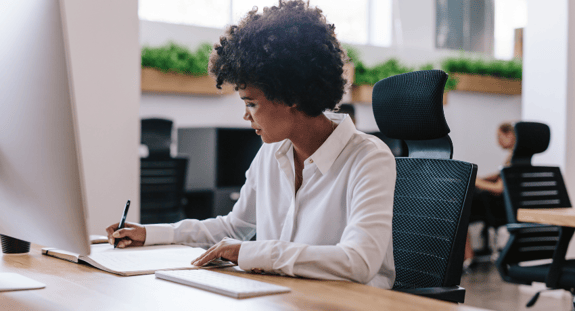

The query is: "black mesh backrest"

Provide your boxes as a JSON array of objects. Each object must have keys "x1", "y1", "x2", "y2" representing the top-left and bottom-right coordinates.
[
  {"x1": 141, "y1": 118, "x2": 173, "y2": 159},
  {"x1": 511, "y1": 122, "x2": 550, "y2": 166},
  {"x1": 503, "y1": 224, "x2": 561, "y2": 264},
  {"x1": 392, "y1": 158, "x2": 476, "y2": 289},
  {"x1": 140, "y1": 157, "x2": 187, "y2": 224},
  {"x1": 501, "y1": 166, "x2": 571, "y2": 223},
  {"x1": 372, "y1": 70, "x2": 450, "y2": 140}
]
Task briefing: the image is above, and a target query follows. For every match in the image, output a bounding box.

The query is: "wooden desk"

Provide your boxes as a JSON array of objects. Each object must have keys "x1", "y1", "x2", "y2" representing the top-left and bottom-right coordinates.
[
  {"x1": 517, "y1": 208, "x2": 575, "y2": 227},
  {"x1": 0, "y1": 245, "x2": 486, "y2": 311}
]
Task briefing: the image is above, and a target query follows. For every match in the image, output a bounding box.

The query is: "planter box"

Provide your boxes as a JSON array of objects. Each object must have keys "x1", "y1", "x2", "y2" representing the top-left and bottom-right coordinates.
[
  {"x1": 452, "y1": 73, "x2": 521, "y2": 95},
  {"x1": 141, "y1": 67, "x2": 235, "y2": 95},
  {"x1": 351, "y1": 84, "x2": 373, "y2": 103},
  {"x1": 350, "y1": 73, "x2": 521, "y2": 105}
]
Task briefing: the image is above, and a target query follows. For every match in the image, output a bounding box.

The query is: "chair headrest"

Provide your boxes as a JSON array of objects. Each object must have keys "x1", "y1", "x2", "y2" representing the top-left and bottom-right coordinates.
[
  {"x1": 511, "y1": 122, "x2": 550, "y2": 166},
  {"x1": 372, "y1": 70, "x2": 450, "y2": 141},
  {"x1": 141, "y1": 118, "x2": 173, "y2": 158}
]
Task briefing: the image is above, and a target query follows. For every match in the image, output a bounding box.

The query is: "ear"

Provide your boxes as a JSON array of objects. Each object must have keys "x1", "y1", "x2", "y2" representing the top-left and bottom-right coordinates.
[{"x1": 288, "y1": 103, "x2": 303, "y2": 116}]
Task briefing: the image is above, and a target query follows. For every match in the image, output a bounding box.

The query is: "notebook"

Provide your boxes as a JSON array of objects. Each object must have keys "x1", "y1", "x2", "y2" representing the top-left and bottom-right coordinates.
[{"x1": 42, "y1": 244, "x2": 234, "y2": 276}]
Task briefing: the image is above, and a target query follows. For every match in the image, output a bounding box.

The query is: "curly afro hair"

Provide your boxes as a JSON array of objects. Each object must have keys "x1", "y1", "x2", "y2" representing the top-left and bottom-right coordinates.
[{"x1": 209, "y1": 0, "x2": 347, "y2": 117}]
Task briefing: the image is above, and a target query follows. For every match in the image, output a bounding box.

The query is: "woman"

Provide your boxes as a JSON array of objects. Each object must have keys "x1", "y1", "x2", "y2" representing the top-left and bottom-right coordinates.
[{"x1": 107, "y1": 0, "x2": 396, "y2": 288}]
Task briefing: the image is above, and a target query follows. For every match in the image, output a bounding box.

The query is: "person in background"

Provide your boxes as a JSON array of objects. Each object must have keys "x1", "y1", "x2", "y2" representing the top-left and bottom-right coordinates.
[
  {"x1": 464, "y1": 122, "x2": 516, "y2": 268},
  {"x1": 474, "y1": 123, "x2": 515, "y2": 194},
  {"x1": 107, "y1": 0, "x2": 396, "y2": 289}
]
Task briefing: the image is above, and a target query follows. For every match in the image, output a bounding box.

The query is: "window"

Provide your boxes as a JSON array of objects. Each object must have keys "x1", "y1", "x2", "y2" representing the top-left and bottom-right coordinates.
[
  {"x1": 494, "y1": 0, "x2": 527, "y2": 60},
  {"x1": 138, "y1": 0, "x2": 392, "y2": 47},
  {"x1": 436, "y1": 0, "x2": 494, "y2": 54},
  {"x1": 138, "y1": 0, "x2": 230, "y2": 29}
]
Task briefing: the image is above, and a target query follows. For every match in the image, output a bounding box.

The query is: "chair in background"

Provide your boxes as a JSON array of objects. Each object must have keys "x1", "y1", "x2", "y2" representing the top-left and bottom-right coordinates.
[
  {"x1": 372, "y1": 70, "x2": 477, "y2": 303},
  {"x1": 496, "y1": 122, "x2": 574, "y2": 307},
  {"x1": 140, "y1": 118, "x2": 188, "y2": 224},
  {"x1": 141, "y1": 118, "x2": 173, "y2": 158}
]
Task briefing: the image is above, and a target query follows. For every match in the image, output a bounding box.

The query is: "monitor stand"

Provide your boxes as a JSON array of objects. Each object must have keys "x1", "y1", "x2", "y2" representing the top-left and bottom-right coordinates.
[
  {"x1": 1, "y1": 235, "x2": 31, "y2": 254},
  {"x1": 0, "y1": 235, "x2": 45, "y2": 291}
]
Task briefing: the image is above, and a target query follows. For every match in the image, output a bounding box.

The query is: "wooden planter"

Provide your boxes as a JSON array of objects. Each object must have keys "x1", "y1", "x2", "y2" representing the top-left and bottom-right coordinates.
[
  {"x1": 351, "y1": 84, "x2": 373, "y2": 103},
  {"x1": 351, "y1": 73, "x2": 521, "y2": 105},
  {"x1": 451, "y1": 73, "x2": 522, "y2": 95},
  {"x1": 141, "y1": 67, "x2": 235, "y2": 95}
]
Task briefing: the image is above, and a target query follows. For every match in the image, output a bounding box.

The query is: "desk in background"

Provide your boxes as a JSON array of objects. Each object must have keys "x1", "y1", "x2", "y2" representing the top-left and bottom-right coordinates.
[
  {"x1": 0, "y1": 244, "x2": 488, "y2": 311},
  {"x1": 517, "y1": 208, "x2": 575, "y2": 227}
]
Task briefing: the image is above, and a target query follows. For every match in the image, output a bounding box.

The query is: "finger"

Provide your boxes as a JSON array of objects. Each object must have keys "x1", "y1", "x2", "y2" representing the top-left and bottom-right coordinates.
[
  {"x1": 112, "y1": 228, "x2": 131, "y2": 240},
  {"x1": 191, "y1": 249, "x2": 212, "y2": 266},
  {"x1": 192, "y1": 247, "x2": 220, "y2": 266},
  {"x1": 194, "y1": 243, "x2": 218, "y2": 261},
  {"x1": 105, "y1": 223, "x2": 120, "y2": 237},
  {"x1": 118, "y1": 239, "x2": 132, "y2": 249}
]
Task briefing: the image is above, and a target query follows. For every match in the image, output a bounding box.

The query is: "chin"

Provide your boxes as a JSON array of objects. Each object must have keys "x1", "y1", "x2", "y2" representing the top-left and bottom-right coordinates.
[{"x1": 260, "y1": 135, "x2": 280, "y2": 144}]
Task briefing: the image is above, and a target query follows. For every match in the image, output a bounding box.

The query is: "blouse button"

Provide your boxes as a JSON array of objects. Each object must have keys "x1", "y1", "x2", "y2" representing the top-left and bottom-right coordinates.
[{"x1": 309, "y1": 159, "x2": 314, "y2": 163}]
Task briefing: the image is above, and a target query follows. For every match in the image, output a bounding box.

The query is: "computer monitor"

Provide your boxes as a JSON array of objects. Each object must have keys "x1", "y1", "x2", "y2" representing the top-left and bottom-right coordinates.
[{"x1": 0, "y1": 0, "x2": 90, "y2": 262}]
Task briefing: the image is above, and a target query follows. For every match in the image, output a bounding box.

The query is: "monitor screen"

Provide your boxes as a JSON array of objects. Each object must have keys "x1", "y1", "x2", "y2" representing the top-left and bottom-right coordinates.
[{"x1": 0, "y1": 0, "x2": 90, "y2": 256}]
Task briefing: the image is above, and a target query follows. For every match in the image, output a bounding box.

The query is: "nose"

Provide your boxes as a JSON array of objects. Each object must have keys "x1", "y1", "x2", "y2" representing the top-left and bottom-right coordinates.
[{"x1": 243, "y1": 108, "x2": 252, "y2": 121}]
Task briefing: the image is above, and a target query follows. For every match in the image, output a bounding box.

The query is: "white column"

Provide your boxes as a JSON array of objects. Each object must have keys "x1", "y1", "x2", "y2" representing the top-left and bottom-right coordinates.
[
  {"x1": 523, "y1": 0, "x2": 575, "y2": 198},
  {"x1": 524, "y1": 0, "x2": 575, "y2": 257}
]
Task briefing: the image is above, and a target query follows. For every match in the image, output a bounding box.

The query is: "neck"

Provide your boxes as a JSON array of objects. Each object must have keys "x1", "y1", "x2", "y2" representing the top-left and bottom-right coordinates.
[{"x1": 289, "y1": 114, "x2": 335, "y2": 160}]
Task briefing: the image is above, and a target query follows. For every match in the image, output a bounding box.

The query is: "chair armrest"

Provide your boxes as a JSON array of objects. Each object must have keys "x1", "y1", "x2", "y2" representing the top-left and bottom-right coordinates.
[{"x1": 394, "y1": 286, "x2": 465, "y2": 304}]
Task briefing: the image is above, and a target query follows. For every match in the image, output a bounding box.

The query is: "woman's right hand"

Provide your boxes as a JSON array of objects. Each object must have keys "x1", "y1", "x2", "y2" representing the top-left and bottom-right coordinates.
[{"x1": 105, "y1": 222, "x2": 146, "y2": 248}]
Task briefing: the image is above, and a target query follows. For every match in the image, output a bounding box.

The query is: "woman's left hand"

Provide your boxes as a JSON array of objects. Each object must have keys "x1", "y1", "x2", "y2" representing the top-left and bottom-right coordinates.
[{"x1": 192, "y1": 237, "x2": 242, "y2": 266}]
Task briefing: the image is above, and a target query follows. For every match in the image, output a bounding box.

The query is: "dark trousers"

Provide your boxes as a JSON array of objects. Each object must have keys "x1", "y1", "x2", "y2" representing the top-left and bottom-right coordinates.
[{"x1": 469, "y1": 189, "x2": 507, "y2": 253}]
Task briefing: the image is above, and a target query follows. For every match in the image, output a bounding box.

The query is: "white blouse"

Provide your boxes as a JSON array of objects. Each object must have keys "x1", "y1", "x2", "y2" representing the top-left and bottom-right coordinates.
[{"x1": 144, "y1": 113, "x2": 396, "y2": 289}]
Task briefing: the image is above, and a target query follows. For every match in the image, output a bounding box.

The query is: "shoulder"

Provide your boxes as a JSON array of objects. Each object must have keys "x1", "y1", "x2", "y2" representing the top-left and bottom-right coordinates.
[
  {"x1": 348, "y1": 131, "x2": 394, "y2": 160},
  {"x1": 342, "y1": 131, "x2": 396, "y2": 178}
]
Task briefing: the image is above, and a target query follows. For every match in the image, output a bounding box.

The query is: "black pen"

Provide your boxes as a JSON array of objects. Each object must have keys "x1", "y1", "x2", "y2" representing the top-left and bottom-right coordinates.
[{"x1": 114, "y1": 200, "x2": 131, "y2": 249}]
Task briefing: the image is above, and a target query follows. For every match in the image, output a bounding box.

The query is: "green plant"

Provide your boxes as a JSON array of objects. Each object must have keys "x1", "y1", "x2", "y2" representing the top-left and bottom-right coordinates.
[
  {"x1": 141, "y1": 42, "x2": 212, "y2": 76},
  {"x1": 343, "y1": 45, "x2": 449, "y2": 90},
  {"x1": 441, "y1": 56, "x2": 522, "y2": 80}
]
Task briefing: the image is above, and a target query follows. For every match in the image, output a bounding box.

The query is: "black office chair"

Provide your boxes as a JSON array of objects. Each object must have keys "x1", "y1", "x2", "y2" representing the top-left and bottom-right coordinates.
[
  {"x1": 141, "y1": 118, "x2": 173, "y2": 159},
  {"x1": 496, "y1": 122, "x2": 574, "y2": 307},
  {"x1": 140, "y1": 157, "x2": 188, "y2": 224},
  {"x1": 140, "y1": 118, "x2": 188, "y2": 224},
  {"x1": 372, "y1": 70, "x2": 477, "y2": 303}
]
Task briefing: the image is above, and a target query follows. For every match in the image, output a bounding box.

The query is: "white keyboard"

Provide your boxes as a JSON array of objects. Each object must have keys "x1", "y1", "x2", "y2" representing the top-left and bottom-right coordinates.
[{"x1": 155, "y1": 270, "x2": 291, "y2": 298}]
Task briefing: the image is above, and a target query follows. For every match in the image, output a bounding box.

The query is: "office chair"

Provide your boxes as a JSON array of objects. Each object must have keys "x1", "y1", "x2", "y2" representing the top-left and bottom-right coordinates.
[
  {"x1": 140, "y1": 118, "x2": 188, "y2": 224},
  {"x1": 141, "y1": 118, "x2": 173, "y2": 158},
  {"x1": 496, "y1": 122, "x2": 574, "y2": 307},
  {"x1": 372, "y1": 70, "x2": 477, "y2": 303}
]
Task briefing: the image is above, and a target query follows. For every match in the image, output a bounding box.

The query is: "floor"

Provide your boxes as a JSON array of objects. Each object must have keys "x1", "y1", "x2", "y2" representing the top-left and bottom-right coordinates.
[{"x1": 460, "y1": 261, "x2": 573, "y2": 311}]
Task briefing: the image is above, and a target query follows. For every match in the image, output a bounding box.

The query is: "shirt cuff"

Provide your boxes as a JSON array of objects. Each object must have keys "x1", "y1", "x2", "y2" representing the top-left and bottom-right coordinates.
[
  {"x1": 238, "y1": 241, "x2": 273, "y2": 272},
  {"x1": 143, "y1": 224, "x2": 175, "y2": 246}
]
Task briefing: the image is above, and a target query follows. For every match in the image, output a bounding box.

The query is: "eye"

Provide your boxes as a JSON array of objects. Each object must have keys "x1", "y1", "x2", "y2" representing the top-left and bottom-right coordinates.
[{"x1": 246, "y1": 103, "x2": 255, "y2": 108}]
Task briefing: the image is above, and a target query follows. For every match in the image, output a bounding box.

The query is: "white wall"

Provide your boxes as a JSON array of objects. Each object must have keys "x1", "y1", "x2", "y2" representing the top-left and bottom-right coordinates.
[
  {"x1": 523, "y1": 0, "x2": 575, "y2": 198},
  {"x1": 62, "y1": 0, "x2": 141, "y2": 234},
  {"x1": 445, "y1": 92, "x2": 521, "y2": 176},
  {"x1": 523, "y1": 0, "x2": 568, "y2": 169}
]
